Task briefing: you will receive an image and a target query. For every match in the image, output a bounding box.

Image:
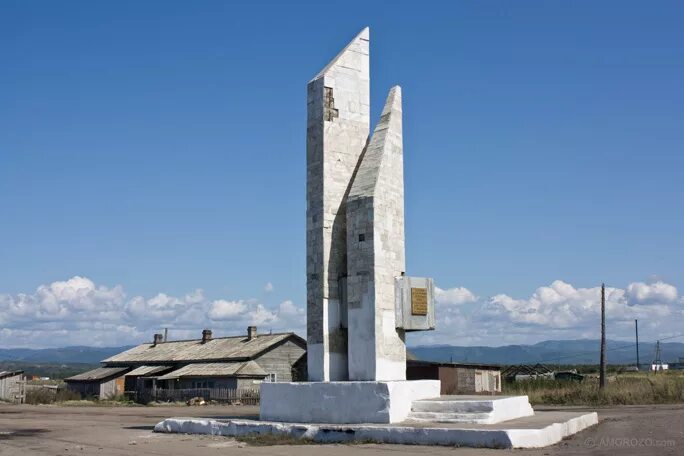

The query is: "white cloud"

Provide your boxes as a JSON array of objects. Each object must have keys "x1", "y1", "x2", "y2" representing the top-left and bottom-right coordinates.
[
  {"x1": 0, "y1": 277, "x2": 304, "y2": 348},
  {"x1": 410, "y1": 279, "x2": 683, "y2": 346},
  {"x1": 249, "y1": 304, "x2": 278, "y2": 325},
  {"x1": 1, "y1": 276, "x2": 682, "y2": 349},
  {"x1": 278, "y1": 299, "x2": 301, "y2": 317},
  {"x1": 208, "y1": 299, "x2": 247, "y2": 320},
  {"x1": 625, "y1": 281, "x2": 678, "y2": 306},
  {"x1": 435, "y1": 286, "x2": 478, "y2": 305},
  {"x1": 264, "y1": 282, "x2": 274, "y2": 293}
]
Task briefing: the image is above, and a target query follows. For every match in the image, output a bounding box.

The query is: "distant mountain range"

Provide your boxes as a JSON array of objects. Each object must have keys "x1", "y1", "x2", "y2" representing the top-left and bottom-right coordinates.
[
  {"x1": 409, "y1": 339, "x2": 684, "y2": 365},
  {"x1": 0, "y1": 346, "x2": 132, "y2": 364},
  {"x1": 1, "y1": 339, "x2": 683, "y2": 366}
]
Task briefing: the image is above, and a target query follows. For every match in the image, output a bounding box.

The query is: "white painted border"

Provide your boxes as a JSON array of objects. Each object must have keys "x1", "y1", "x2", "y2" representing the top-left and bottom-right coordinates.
[{"x1": 154, "y1": 412, "x2": 598, "y2": 449}]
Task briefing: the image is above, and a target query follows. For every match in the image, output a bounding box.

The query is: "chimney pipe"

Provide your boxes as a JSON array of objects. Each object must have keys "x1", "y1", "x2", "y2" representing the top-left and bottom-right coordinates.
[
  {"x1": 201, "y1": 329, "x2": 213, "y2": 344},
  {"x1": 153, "y1": 333, "x2": 164, "y2": 346},
  {"x1": 164, "y1": 327, "x2": 168, "y2": 342},
  {"x1": 247, "y1": 326, "x2": 257, "y2": 340}
]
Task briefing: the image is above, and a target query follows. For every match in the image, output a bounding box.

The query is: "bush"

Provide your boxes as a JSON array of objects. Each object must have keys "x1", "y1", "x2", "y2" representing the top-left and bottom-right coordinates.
[{"x1": 25, "y1": 387, "x2": 82, "y2": 404}]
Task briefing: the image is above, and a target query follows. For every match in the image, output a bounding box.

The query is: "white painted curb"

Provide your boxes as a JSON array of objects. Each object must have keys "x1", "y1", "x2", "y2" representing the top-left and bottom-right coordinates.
[{"x1": 154, "y1": 412, "x2": 598, "y2": 449}]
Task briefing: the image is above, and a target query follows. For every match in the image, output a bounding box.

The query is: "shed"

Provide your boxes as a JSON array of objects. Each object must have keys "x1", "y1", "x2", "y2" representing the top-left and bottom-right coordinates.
[
  {"x1": 64, "y1": 366, "x2": 130, "y2": 399},
  {"x1": 406, "y1": 360, "x2": 502, "y2": 395},
  {"x1": 0, "y1": 370, "x2": 25, "y2": 403}
]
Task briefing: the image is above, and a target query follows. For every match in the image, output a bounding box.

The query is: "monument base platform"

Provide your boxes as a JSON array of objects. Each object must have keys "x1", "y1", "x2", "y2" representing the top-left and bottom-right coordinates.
[
  {"x1": 154, "y1": 411, "x2": 599, "y2": 449},
  {"x1": 259, "y1": 380, "x2": 440, "y2": 424}
]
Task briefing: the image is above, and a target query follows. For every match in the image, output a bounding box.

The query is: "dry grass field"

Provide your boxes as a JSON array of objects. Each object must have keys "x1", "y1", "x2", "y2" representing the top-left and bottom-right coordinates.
[{"x1": 504, "y1": 370, "x2": 684, "y2": 405}]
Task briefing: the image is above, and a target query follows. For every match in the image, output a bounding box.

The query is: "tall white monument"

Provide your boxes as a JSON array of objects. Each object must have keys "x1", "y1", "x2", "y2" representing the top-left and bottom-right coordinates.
[
  {"x1": 307, "y1": 28, "x2": 435, "y2": 383},
  {"x1": 261, "y1": 27, "x2": 439, "y2": 424}
]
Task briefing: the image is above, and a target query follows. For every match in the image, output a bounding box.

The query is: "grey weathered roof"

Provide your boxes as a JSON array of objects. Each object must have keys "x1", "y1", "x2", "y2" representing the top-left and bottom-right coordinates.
[
  {"x1": 0, "y1": 370, "x2": 23, "y2": 379},
  {"x1": 125, "y1": 365, "x2": 171, "y2": 377},
  {"x1": 65, "y1": 367, "x2": 129, "y2": 382},
  {"x1": 103, "y1": 332, "x2": 303, "y2": 364},
  {"x1": 407, "y1": 360, "x2": 501, "y2": 371},
  {"x1": 156, "y1": 361, "x2": 267, "y2": 380}
]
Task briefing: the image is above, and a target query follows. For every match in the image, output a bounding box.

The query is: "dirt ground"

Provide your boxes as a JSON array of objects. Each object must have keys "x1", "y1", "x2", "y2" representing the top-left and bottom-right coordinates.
[{"x1": 0, "y1": 403, "x2": 682, "y2": 456}]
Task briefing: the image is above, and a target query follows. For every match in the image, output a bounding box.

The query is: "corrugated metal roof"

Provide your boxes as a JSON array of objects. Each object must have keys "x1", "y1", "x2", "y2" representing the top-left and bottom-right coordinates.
[
  {"x1": 407, "y1": 360, "x2": 501, "y2": 370},
  {"x1": 125, "y1": 365, "x2": 171, "y2": 377},
  {"x1": 103, "y1": 332, "x2": 302, "y2": 364},
  {"x1": 0, "y1": 370, "x2": 23, "y2": 379},
  {"x1": 157, "y1": 361, "x2": 267, "y2": 380},
  {"x1": 65, "y1": 367, "x2": 129, "y2": 382}
]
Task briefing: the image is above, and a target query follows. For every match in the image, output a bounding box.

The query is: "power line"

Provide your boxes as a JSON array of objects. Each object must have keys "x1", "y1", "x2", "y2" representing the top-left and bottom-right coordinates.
[{"x1": 655, "y1": 333, "x2": 684, "y2": 342}]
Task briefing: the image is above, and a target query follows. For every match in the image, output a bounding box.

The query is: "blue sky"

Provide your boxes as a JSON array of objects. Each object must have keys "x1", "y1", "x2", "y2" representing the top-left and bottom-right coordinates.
[{"x1": 1, "y1": 1, "x2": 683, "y2": 348}]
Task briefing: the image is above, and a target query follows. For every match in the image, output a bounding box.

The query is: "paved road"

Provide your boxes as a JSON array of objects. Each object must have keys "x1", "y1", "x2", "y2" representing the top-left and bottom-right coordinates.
[{"x1": 0, "y1": 404, "x2": 682, "y2": 455}]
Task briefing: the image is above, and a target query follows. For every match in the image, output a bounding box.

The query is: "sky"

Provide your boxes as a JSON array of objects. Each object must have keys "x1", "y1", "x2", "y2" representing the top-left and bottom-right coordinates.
[{"x1": 1, "y1": 1, "x2": 683, "y2": 349}]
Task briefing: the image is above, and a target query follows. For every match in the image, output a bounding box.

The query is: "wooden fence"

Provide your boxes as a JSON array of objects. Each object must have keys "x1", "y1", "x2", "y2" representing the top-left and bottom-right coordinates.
[{"x1": 136, "y1": 387, "x2": 259, "y2": 405}]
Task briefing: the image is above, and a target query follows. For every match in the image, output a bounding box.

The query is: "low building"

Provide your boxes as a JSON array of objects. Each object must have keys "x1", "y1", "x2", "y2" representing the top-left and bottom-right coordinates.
[
  {"x1": 64, "y1": 367, "x2": 128, "y2": 399},
  {"x1": 66, "y1": 326, "x2": 306, "y2": 400},
  {"x1": 501, "y1": 363, "x2": 554, "y2": 382},
  {"x1": 0, "y1": 370, "x2": 25, "y2": 403},
  {"x1": 406, "y1": 360, "x2": 502, "y2": 395}
]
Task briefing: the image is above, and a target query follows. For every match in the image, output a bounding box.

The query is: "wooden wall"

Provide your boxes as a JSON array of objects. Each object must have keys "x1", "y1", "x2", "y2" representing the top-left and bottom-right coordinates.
[
  {"x1": 66, "y1": 375, "x2": 125, "y2": 399},
  {"x1": 255, "y1": 339, "x2": 306, "y2": 382},
  {"x1": 0, "y1": 373, "x2": 24, "y2": 402}
]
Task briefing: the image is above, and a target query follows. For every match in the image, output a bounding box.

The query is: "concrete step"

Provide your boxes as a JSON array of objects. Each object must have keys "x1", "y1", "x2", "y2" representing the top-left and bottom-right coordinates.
[
  {"x1": 407, "y1": 411, "x2": 492, "y2": 423},
  {"x1": 411, "y1": 399, "x2": 495, "y2": 413},
  {"x1": 409, "y1": 395, "x2": 535, "y2": 425}
]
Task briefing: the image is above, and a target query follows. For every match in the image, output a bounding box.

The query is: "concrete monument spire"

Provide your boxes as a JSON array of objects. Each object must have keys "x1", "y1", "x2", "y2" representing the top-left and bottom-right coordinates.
[{"x1": 306, "y1": 27, "x2": 370, "y2": 381}]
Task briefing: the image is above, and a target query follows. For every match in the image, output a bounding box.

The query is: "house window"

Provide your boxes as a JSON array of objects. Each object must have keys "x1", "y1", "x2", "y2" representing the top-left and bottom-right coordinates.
[{"x1": 267, "y1": 373, "x2": 277, "y2": 382}]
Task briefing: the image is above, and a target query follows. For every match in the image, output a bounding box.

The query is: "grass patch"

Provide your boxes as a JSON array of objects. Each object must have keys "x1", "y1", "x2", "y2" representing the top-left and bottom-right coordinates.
[{"x1": 503, "y1": 371, "x2": 684, "y2": 406}]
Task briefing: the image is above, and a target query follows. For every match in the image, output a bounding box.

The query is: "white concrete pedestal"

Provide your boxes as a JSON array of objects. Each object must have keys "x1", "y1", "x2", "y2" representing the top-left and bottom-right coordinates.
[{"x1": 259, "y1": 380, "x2": 440, "y2": 424}]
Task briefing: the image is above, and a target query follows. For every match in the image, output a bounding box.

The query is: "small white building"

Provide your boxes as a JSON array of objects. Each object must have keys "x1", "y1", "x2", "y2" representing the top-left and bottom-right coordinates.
[{"x1": 651, "y1": 363, "x2": 669, "y2": 371}]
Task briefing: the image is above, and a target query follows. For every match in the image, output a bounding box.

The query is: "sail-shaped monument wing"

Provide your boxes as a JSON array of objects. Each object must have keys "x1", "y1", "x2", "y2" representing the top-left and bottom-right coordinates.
[{"x1": 346, "y1": 86, "x2": 406, "y2": 381}]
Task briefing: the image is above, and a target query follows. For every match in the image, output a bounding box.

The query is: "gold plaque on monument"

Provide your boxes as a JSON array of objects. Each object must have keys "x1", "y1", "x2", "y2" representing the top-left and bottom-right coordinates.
[{"x1": 411, "y1": 287, "x2": 428, "y2": 315}]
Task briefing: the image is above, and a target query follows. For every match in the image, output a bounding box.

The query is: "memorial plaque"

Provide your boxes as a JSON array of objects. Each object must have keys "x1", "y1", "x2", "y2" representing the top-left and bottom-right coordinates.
[{"x1": 411, "y1": 287, "x2": 428, "y2": 315}]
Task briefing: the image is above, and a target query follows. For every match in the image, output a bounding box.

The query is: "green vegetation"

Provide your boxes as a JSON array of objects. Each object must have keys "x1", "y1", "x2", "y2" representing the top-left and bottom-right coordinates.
[
  {"x1": 0, "y1": 361, "x2": 98, "y2": 380},
  {"x1": 24, "y1": 387, "x2": 139, "y2": 406},
  {"x1": 503, "y1": 371, "x2": 684, "y2": 406},
  {"x1": 25, "y1": 388, "x2": 81, "y2": 405}
]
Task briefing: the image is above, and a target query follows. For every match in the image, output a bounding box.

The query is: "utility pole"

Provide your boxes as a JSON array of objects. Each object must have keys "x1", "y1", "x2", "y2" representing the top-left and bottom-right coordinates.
[
  {"x1": 599, "y1": 283, "x2": 606, "y2": 390},
  {"x1": 653, "y1": 340, "x2": 662, "y2": 373},
  {"x1": 635, "y1": 319, "x2": 640, "y2": 370}
]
